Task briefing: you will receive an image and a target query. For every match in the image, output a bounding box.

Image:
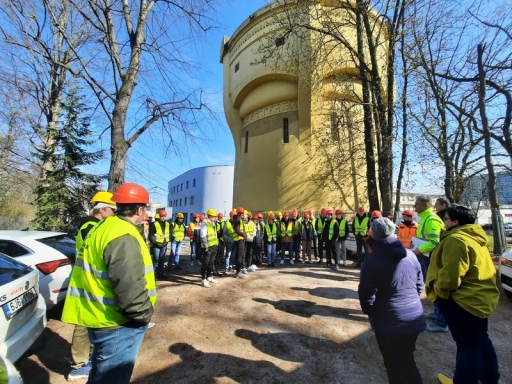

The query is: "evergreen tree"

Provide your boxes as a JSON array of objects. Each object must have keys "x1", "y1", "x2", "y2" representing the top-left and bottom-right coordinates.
[{"x1": 32, "y1": 89, "x2": 104, "y2": 232}]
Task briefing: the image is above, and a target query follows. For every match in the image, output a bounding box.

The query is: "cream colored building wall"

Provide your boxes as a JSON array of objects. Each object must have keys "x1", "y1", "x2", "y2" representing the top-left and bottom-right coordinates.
[{"x1": 221, "y1": 0, "x2": 387, "y2": 212}]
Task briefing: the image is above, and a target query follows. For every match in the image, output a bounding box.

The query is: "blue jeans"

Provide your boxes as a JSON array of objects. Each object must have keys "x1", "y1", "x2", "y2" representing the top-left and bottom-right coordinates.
[
  {"x1": 418, "y1": 255, "x2": 430, "y2": 283},
  {"x1": 434, "y1": 301, "x2": 447, "y2": 328},
  {"x1": 267, "y1": 243, "x2": 276, "y2": 264},
  {"x1": 171, "y1": 241, "x2": 183, "y2": 266},
  {"x1": 225, "y1": 242, "x2": 233, "y2": 269},
  {"x1": 87, "y1": 325, "x2": 148, "y2": 384},
  {"x1": 437, "y1": 297, "x2": 500, "y2": 384},
  {"x1": 152, "y1": 246, "x2": 166, "y2": 278},
  {"x1": 280, "y1": 242, "x2": 293, "y2": 261}
]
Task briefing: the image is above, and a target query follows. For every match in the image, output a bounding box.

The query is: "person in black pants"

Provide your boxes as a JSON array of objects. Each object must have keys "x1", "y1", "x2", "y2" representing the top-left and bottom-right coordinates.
[
  {"x1": 315, "y1": 208, "x2": 327, "y2": 263},
  {"x1": 321, "y1": 209, "x2": 339, "y2": 266},
  {"x1": 232, "y1": 207, "x2": 247, "y2": 279}
]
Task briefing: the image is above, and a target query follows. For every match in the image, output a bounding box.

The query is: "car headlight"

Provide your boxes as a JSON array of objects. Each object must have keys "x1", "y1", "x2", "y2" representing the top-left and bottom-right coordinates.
[{"x1": 501, "y1": 255, "x2": 512, "y2": 268}]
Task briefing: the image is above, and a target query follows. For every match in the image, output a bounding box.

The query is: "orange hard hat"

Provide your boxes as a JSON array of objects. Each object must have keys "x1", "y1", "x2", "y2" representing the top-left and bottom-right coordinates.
[
  {"x1": 200, "y1": 214, "x2": 205, "y2": 220},
  {"x1": 307, "y1": 209, "x2": 313, "y2": 215},
  {"x1": 321, "y1": 208, "x2": 327, "y2": 214},
  {"x1": 357, "y1": 206, "x2": 365, "y2": 212},
  {"x1": 303, "y1": 213, "x2": 310, "y2": 219},
  {"x1": 252, "y1": 214, "x2": 258, "y2": 220},
  {"x1": 268, "y1": 214, "x2": 275, "y2": 220},
  {"x1": 283, "y1": 211, "x2": 289, "y2": 217},
  {"x1": 237, "y1": 207, "x2": 244, "y2": 214},
  {"x1": 193, "y1": 213, "x2": 200, "y2": 219},
  {"x1": 257, "y1": 213, "x2": 263, "y2": 219},
  {"x1": 371, "y1": 210, "x2": 382, "y2": 218},
  {"x1": 218, "y1": 212, "x2": 224, "y2": 218},
  {"x1": 326, "y1": 209, "x2": 333, "y2": 215},
  {"x1": 402, "y1": 209, "x2": 414, "y2": 217},
  {"x1": 335, "y1": 209, "x2": 343, "y2": 215},
  {"x1": 158, "y1": 209, "x2": 167, "y2": 217},
  {"x1": 112, "y1": 183, "x2": 149, "y2": 204},
  {"x1": 229, "y1": 210, "x2": 235, "y2": 217},
  {"x1": 144, "y1": 213, "x2": 149, "y2": 221}
]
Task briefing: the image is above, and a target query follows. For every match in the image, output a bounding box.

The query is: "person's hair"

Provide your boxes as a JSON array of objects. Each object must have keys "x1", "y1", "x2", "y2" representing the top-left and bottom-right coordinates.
[
  {"x1": 436, "y1": 197, "x2": 450, "y2": 207},
  {"x1": 415, "y1": 195, "x2": 431, "y2": 205},
  {"x1": 91, "y1": 208, "x2": 102, "y2": 215},
  {"x1": 445, "y1": 205, "x2": 475, "y2": 225},
  {"x1": 116, "y1": 203, "x2": 146, "y2": 217}
]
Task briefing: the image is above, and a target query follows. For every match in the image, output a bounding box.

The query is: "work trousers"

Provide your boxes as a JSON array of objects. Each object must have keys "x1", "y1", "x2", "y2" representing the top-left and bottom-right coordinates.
[
  {"x1": 71, "y1": 325, "x2": 92, "y2": 368},
  {"x1": 201, "y1": 246, "x2": 218, "y2": 280}
]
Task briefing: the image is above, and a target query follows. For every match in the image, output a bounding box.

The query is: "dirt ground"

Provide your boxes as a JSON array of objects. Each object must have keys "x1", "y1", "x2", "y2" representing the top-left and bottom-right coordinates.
[{"x1": 15, "y1": 242, "x2": 512, "y2": 384}]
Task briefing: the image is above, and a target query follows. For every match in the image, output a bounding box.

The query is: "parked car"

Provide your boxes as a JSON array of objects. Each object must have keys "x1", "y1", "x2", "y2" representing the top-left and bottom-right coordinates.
[
  {"x1": 504, "y1": 222, "x2": 512, "y2": 229},
  {"x1": 499, "y1": 249, "x2": 512, "y2": 299},
  {"x1": 0, "y1": 253, "x2": 47, "y2": 362},
  {"x1": 0, "y1": 231, "x2": 76, "y2": 309},
  {"x1": 0, "y1": 354, "x2": 23, "y2": 384}
]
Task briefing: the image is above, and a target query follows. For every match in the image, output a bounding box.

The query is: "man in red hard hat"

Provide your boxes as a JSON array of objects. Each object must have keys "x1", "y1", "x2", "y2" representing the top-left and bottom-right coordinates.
[
  {"x1": 62, "y1": 183, "x2": 156, "y2": 384},
  {"x1": 315, "y1": 208, "x2": 327, "y2": 264},
  {"x1": 149, "y1": 208, "x2": 170, "y2": 278},
  {"x1": 398, "y1": 210, "x2": 418, "y2": 249},
  {"x1": 352, "y1": 206, "x2": 370, "y2": 268}
]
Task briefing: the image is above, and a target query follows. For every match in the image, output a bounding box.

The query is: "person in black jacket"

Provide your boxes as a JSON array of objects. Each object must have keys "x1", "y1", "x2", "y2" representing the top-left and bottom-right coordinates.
[
  {"x1": 334, "y1": 209, "x2": 350, "y2": 269},
  {"x1": 321, "y1": 209, "x2": 339, "y2": 266}
]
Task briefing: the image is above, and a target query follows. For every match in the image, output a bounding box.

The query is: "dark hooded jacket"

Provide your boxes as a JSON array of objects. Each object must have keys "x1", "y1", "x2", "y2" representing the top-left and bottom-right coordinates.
[{"x1": 358, "y1": 237, "x2": 426, "y2": 335}]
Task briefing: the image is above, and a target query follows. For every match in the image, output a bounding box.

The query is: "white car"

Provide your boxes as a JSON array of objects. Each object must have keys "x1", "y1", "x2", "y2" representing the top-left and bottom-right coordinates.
[
  {"x1": 0, "y1": 354, "x2": 23, "y2": 384},
  {"x1": 0, "y1": 231, "x2": 76, "y2": 310},
  {"x1": 499, "y1": 249, "x2": 512, "y2": 298},
  {"x1": 0, "y1": 253, "x2": 47, "y2": 362}
]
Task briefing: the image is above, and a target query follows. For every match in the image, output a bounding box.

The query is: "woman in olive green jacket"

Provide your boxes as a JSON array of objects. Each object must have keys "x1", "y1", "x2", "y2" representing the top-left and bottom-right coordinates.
[{"x1": 426, "y1": 205, "x2": 500, "y2": 384}]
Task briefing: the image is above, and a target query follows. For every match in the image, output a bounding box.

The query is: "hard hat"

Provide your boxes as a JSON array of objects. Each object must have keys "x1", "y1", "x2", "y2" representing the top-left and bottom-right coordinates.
[
  {"x1": 252, "y1": 214, "x2": 258, "y2": 220},
  {"x1": 277, "y1": 211, "x2": 282, "y2": 216},
  {"x1": 229, "y1": 210, "x2": 235, "y2": 217},
  {"x1": 371, "y1": 210, "x2": 382, "y2": 218},
  {"x1": 217, "y1": 212, "x2": 224, "y2": 218},
  {"x1": 321, "y1": 208, "x2": 327, "y2": 214},
  {"x1": 257, "y1": 213, "x2": 263, "y2": 219},
  {"x1": 199, "y1": 214, "x2": 205, "y2": 220},
  {"x1": 205, "y1": 208, "x2": 216, "y2": 217},
  {"x1": 237, "y1": 207, "x2": 244, "y2": 214},
  {"x1": 303, "y1": 213, "x2": 310, "y2": 219},
  {"x1": 112, "y1": 183, "x2": 149, "y2": 204},
  {"x1": 193, "y1": 213, "x2": 200, "y2": 219},
  {"x1": 326, "y1": 209, "x2": 333, "y2": 215},
  {"x1": 292, "y1": 208, "x2": 298, "y2": 216},
  {"x1": 307, "y1": 209, "x2": 313, "y2": 215},
  {"x1": 402, "y1": 209, "x2": 414, "y2": 217},
  {"x1": 335, "y1": 209, "x2": 343, "y2": 215},
  {"x1": 91, "y1": 191, "x2": 115, "y2": 205},
  {"x1": 155, "y1": 213, "x2": 160, "y2": 219},
  {"x1": 268, "y1": 214, "x2": 275, "y2": 220},
  {"x1": 268, "y1": 211, "x2": 274, "y2": 216},
  {"x1": 176, "y1": 212, "x2": 184, "y2": 219},
  {"x1": 144, "y1": 213, "x2": 149, "y2": 221},
  {"x1": 357, "y1": 206, "x2": 365, "y2": 212},
  {"x1": 158, "y1": 209, "x2": 167, "y2": 217},
  {"x1": 283, "y1": 211, "x2": 289, "y2": 217}
]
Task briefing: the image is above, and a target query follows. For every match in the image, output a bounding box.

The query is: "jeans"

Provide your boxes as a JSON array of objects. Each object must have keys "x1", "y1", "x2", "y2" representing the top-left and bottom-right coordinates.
[
  {"x1": 170, "y1": 241, "x2": 183, "y2": 266},
  {"x1": 437, "y1": 297, "x2": 499, "y2": 384},
  {"x1": 355, "y1": 236, "x2": 368, "y2": 265},
  {"x1": 335, "y1": 240, "x2": 347, "y2": 263},
  {"x1": 434, "y1": 301, "x2": 447, "y2": 328},
  {"x1": 87, "y1": 324, "x2": 148, "y2": 384},
  {"x1": 152, "y1": 246, "x2": 167, "y2": 277},
  {"x1": 418, "y1": 255, "x2": 430, "y2": 283},
  {"x1": 280, "y1": 242, "x2": 293, "y2": 261},
  {"x1": 225, "y1": 242, "x2": 233, "y2": 269},
  {"x1": 301, "y1": 240, "x2": 312, "y2": 261},
  {"x1": 267, "y1": 243, "x2": 277, "y2": 264},
  {"x1": 375, "y1": 332, "x2": 423, "y2": 384}
]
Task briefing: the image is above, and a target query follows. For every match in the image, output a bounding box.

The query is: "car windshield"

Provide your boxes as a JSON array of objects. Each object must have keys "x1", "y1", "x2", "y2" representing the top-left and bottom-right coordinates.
[
  {"x1": 0, "y1": 253, "x2": 33, "y2": 286},
  {"x1": 37, "y1": 235, "x2": 76, "y2": 261}
]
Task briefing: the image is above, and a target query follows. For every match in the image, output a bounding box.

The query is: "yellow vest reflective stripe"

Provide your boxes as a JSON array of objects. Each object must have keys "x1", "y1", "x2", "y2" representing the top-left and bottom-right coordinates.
[
  {"x1": 154, "y1": 221, "x2": 170, "y2": 243},
  {"x1": 317, "y1": 218, "x2": 325, "y2": 234},
  {"x1": 233, "y1": 221, "x2": 245, "y2": 241},
  {"x1": 354, "y1": 217, "x2": 369, "y2": 236},
  {"x1": 171, "y1": 222, "x2": 185, "y2": 241},
  {"x1": 281, "y1": 221, "x2": 293, "y2": 237},
  {"x1": 75, "y1": 219, "x2": 97, "y2": 252},
  {"x1": 205, "y1": 222, "x2": 219, "y2": 247},
  {"x1": 62, "y1": 215, "x2": 156, "y2": 328},
  {"x1": 328, "y1": 220, "x2": 336, "y2": 240},
  {"x1": 338, "y1": 219, "x2": 347, "y2": 238},
  {"x1": 265, "y1": 222, "x2": 277, "y2": 241}
]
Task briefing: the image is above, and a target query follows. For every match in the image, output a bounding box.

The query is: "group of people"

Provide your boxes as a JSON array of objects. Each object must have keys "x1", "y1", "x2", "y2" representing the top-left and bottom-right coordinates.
[
  {"x1": 359, "y1": 196, "x2": 500, "y2": 384},
  {"x1": 59, "y1": 187, "x2": 501, "y2": 384}
]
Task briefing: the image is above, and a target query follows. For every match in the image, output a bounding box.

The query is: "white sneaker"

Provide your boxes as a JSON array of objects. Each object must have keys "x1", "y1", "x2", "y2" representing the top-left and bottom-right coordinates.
[
  {"x1": 251, "y1": 264, "x2": 258, "y2": 270},
  {"x1": 280, "y1": 260, "x2": 284, "y2": 265},
  {"x1": 190, "y1": 261, "x2": 195, "y2": 267},
  {"x1": 201, "y1": 279, "x2": 211, "y2": 288},
  {"x1": 343, "y1": 261, "x2": 348, "y2": 267},
  {"x1": 308, "y1": 260, "x2": 313, "y2": 264},
  {"x1": 247, "y1": 266, "x2": 255, "y2": 272},
  {"x1": 207, "y1": 277, "x2": 217, "y2": 283},
  {"x1": 242, "y1": 268, "x2": 248, "y2": 274},
  {"x1": 290, "y1": 259, "x2": 294, "y2": 264},
  {"x1": 148, "y1": 322, "x2": 156, "y2": 329}
]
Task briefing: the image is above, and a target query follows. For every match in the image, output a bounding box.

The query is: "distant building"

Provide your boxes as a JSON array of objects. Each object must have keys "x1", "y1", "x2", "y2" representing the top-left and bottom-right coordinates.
[
  {"x1": 167, "y1": 165, "x2": 234, "y2": 223},
  {"x1": 462, "y1": 172, "x2": 512, "y2": 205}
]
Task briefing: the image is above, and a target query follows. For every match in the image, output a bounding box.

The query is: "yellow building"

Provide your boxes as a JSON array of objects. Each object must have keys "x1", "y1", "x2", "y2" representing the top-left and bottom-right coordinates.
[{"x1": 221, "y1": 0, "x2": 388, "y2": 212}]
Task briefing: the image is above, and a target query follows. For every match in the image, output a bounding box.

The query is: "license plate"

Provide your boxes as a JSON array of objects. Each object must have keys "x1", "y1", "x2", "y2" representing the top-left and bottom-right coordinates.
[{"x1": 2, "y1": 288, "x2": 37, "y2": 320}]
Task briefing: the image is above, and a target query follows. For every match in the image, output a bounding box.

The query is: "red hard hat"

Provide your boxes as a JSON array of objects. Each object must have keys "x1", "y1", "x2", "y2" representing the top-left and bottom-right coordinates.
[
  {"x1": 402, "y1": 209, "x2": 414, "y2": 217},
  {"x1": 357, "y1": 206, "x2": 365, "y2": 212},
  {"x1": 257, "y1": 213, "x2": 263, "y2": 219},
  {"x1": 200, "y1": 214, "x2": 205, "y2": 220},
  {"x1": 283, "y1": 211, "x2": 289, "y2": 217},
  {"x1": 158, "y1": 209, "x2": 167, "y2": 217},
  {"x1": 237, "y1": 206, "x2": 244, "y2": 214},
  {"x1": 307, "y1": 209, "x2": 313, "y2": 215},
  {"x1": 321, "y1": 208, "x2": 327, "y2": 214},
  {"x1": 193, "y1": 213, "x2": 200, "y2": 219},
  {"x1": 218, "y1": 212, "x2": 224, "y2": 218},
  {"x1": 303, "y1": 213, "x2": 310, "y2": 219},
  {"x1": 335, "y1": 209, "x2": 343, "y2": 215},
  {"x1": 112, "y1": 183, "x2": 149, "y2": 204},
  {"x1": 371, "y1": 210, "x2": 382, "y2": 218},
  {"x1": 268, "y1": 214, "x2": 275, "y2": 220},
  {"x1": 229, "y1": 210, "x2": 235, "y2": 217},
  {"x1": 326, "y1": 209, "x2": 333, "y2": 215}
]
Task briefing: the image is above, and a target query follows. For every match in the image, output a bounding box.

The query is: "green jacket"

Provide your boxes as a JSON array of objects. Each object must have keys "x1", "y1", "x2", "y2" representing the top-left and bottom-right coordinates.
[
  {"x1": 416, "y1": 207, "x2": 444, "y2": 254},
  {"x1": 425, "y1": 224, "x2": 499, "y2": 318}
]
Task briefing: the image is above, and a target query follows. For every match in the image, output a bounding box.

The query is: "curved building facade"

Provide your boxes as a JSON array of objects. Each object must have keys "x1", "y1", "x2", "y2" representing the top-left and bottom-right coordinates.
[{"x1": 221, "y1": 0, "x2": 388, "y2": 212}]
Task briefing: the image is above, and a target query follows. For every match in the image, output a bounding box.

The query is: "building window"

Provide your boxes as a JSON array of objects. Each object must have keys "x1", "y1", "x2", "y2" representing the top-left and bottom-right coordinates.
[
  {"x1": 331, "y1": 112, "x2": 340, "y2": 141},
  {"x1": 180, "y1": 198, "x2": 182, "y2": 206},
  {"x1": 186, "y1": 181, "x2": 189, "y2": 189},
  {"x1": 190, "y1": 196, "x2": 194, "y2": 205},
  {"x1": 181, "y1": 183, "x2": 183, "y2": 191},
  {"x1": 275, "y1": 37, "x2": 285, "y2": 47},
  {"x1": 235, "y1": 62, "x2": 240, "y2": 73},
  {"x1": 184, "y1": 197, "x2": 187, "y2": 205},
  {"x1": 283, "y1": 118, "x2": 289, "y2": 143},
  {"x1": 244, "y1": 131, "x2": 249, "y2": 153},
  {"x1": 170, "y1": 201, "x2": 173, "y2": 207},
  {"x1": 193, "y1": 179, "x2": 196, "y2": 187}
]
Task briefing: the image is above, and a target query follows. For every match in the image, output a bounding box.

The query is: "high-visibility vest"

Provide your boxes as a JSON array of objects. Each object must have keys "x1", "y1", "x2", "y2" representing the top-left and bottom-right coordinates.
[
  {"x1": 245, "y1": 220, "x2": 255, "y2": 238},
  {"x1": 202, "y1": 221, "x2": 219, "y2": 248},
  {"x1": 171, "y1": 222, "x2": 186, "y2": 242},
  {"x1": 62, "y1": 215, "x2": 156, "y2": 328},
  {"x1": 354, "y1": 217, "x2": 369, "y2": 236},
  {"x1": 327, "y1": 220, "x2": 337, "y2": 240},
  {"x1": 265, "y1": 222, "x2": 278, "y2": 242},
  {"x1": 281, "y1": 221, "x2": 293, "y2": 237},
  {"x1": 154, "y1": 221, "x2": 170, "y2": 243},
  {"x1": 337, "y1": 219, "x2": 347, "y2": 238},
  {"x1": 316, "y1": 217, "x2": 325, "y2": 234},
  {"x1": 216, "y1": 221, "x2": 225, "y2": 242},
  {"x1": 233, "y1": 220, "x2": 245, "y2": 241},
  {"x1": 224, "y1": 221, "x2": 235, "y2": 242},
  {"x1": 75, "y1": 219, "x2": 97, "y2": 252}
]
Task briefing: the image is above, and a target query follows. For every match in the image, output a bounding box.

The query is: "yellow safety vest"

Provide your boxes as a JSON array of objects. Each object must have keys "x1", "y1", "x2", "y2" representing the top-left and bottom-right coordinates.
[
  {"x1": 75, "y1": 219, "x2": 97, "y2": 253},
  {"x1": 233, "y1": 220, "x2": 245, "y2": 241},
  {"x1": 202, "y1": 221, "x2": 219, "y2": 248},
  {"x1": 216, "y1": 221, "x2": 225, "y2": 242},
  {"x1": 317, "y1": 217, "x2": 325, "y2": 234},
  {"x1": 225, "y1": 221, "x2": 235, "y2": 242},
  {"x1": 62, "y1": 215, "x2": 156, "y2": 328},
  {"x1": 354, "y1": 217, "x2": 369, "y2": 236},
  {"x1": 337, "y1": 219, "x2": 347, "y2": 238},
  {"x1": 327, "y1": 220, "x2": 337, "y2": 240},
  {"x1": 281, "y1": 221, "x2": 293, "y2": 237},
  {"x1": 154, "y1": 221, "x2": 170, "y2": 243},
  {"x1": 171, "y1": 222, "x2": 186, "y2": 242},
  {"x1": 265, "y1": 222, "x2": 277, "y2": 242}
]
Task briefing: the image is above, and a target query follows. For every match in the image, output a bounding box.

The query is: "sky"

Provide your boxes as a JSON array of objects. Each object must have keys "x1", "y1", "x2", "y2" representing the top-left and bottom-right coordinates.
[{"x1": 119, "y1": 0, "x2": 270, "y2": 205}]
